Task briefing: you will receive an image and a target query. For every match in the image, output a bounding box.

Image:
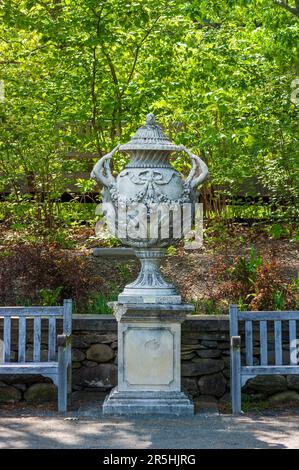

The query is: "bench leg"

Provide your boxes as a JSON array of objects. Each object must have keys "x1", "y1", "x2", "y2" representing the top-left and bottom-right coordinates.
[
  {"x1": 67, "y1": 346, "x2": 72, "y2": 406},
  {"x1": 58, "y1": 346, "x2": 67, "y2": 413},
  {"x1": 231, "y1": 335, "x2": 242, "y2": 415}
]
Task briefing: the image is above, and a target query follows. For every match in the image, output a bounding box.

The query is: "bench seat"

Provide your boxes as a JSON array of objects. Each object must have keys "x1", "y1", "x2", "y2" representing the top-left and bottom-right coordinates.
[
  {"x1": 242, "y1": 365, "x2": 299, "y2": 375},
  {"x1": 0, "y1": 362, "x2": 59, "y2": 374}
]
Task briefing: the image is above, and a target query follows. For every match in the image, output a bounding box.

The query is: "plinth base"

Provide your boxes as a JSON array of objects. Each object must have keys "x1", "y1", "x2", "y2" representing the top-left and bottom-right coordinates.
[
  {"x1": 103, "y1": 388, "x2": 194, "y2": 416},
  {"x1": 106, "y1": 302, "x2": 195, "y2": 417}
]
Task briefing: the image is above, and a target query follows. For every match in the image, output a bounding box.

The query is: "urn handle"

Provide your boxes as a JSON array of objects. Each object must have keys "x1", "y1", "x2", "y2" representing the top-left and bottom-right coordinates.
[
  {"x1": 90, "y1": 144, "x2": 120, "y2": 187},
  {"x1": 179, "y1": 145, "x2": 209, "y2": 189}
]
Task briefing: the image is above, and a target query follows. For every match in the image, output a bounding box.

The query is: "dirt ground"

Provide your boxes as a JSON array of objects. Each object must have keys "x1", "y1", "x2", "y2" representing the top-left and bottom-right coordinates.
[
  {"x1": 1, "y1": 225, "x2": 298, "y2": 311},
  {"x1": 89, "y1": 231, "x2": 299, "y2": 309},
  {"x1": 1, "y1": 402, "x2": 299, "y2": 449}
]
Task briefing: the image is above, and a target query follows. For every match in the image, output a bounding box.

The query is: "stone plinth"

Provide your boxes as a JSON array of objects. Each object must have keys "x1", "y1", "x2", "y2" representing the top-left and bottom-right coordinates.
[{"x1": 102, "y1": 303, "x2": 194, "y2": 415}]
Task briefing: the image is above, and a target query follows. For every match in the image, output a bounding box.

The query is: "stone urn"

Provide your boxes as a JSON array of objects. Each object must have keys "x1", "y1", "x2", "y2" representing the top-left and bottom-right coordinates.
[{"x1": 91, "y1": 113, "x2": 209, "y2": 304}]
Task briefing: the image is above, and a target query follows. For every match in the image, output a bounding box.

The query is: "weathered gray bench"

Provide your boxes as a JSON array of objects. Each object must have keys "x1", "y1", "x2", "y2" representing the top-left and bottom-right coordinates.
[
  {"x1": 230, "y1": 304, "x2": 299, "y2": 414},
  {"x1": 0, "y1": 299, "x2": 72, "y2": 412}
]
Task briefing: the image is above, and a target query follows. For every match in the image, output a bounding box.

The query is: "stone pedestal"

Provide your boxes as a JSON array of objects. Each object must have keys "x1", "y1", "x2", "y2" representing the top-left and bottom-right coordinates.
[{"x1": 103, "y1": 303, "x2": 194, "y2": 416}]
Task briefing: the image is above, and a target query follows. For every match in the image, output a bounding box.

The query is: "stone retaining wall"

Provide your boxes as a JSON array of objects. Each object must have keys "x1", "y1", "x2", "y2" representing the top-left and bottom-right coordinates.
[{"x1": 0, "y1": 315, "x2": 299, "y2": 406}]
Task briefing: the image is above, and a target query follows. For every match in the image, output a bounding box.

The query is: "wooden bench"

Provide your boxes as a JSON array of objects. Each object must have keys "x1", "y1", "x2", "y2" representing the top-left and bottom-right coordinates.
[
  {"x1": 230, "y1": 304, "x2": 299, "y2": 414},
  {"x1": 0, "y1": 299, "x2": 72, "y2": 412}
]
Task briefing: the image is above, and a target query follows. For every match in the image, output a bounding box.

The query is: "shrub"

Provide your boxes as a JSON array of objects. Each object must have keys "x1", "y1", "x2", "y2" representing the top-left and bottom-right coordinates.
[
  {"x1": 84, "y1": 291, "x2": 118, "y2": 314},
  {"x1": 0, "y1": 243, "x2": 102, "y2": 310},
  {"x1": 249, "y1": 253, "x2": 284, "y2": 310},
  {"x1": 209, "y1": 248, "x2": 298, "y2": 312},
  {"x1": 229, "y1": 246, "x2": 262, "y2": 290}
]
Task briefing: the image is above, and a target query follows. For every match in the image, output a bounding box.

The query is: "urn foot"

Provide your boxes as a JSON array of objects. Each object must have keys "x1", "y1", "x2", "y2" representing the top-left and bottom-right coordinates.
[{"x1": 118, "y1": 248, "x2": 181, "y2": 304}]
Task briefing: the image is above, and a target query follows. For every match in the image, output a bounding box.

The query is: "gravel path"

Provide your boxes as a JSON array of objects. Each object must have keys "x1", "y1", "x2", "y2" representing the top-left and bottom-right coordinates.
[{"x1": 0, "y1": 407, "x2": 299, "y2": 449}]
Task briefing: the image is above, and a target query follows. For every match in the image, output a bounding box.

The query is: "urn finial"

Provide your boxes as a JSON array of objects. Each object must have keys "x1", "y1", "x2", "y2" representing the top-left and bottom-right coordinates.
[{"x1": 145, "y1": 113, "x2": 156, "y2": 125}]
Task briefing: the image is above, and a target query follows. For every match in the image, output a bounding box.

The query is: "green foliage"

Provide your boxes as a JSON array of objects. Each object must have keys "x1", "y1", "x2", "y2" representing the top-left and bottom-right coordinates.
[
  {"x1": 191, "y1": 298, "x2": 224, "y2": 315},
  {"x1": 117, "y1": 264, "x2": 131, "y2": 283},
  {"x1": 267, "y1": 223, "x2": 290, "y2": 240},
  {"x1": 15, "y1": 296, "x2": 32, "y2": 307},
  {"x1": 202, "y1": 299, "x2": 223, "y2": 315},
  {"x1": 84, "y1": 279, "x2": 119, "y2": 313},
  {"x1": 84, "y1": 292, "x2": 115, "y2": 314},
  {"x1": 39, "y1": 286, "x2": 63, "y2": 306},
  {"x1": 229, "y1": 246, "x2": 262, "y2": 287},
  {"x1": 237, "y1": 297, "x2": 249, "y2": 311},
  {"x1": 166, "y1": 245, "x2": 178, "y2": 256},
  {"x1": 291, "y1": 273, "x2": 299, "y2": 308},
  {"x1": 240, "y1": 394, "x2": 271, "y2": 414},
  {"x1": 204, "y1": 221, "x2": 230, "y2": 245},
  {"x1": 291, "y1": 227, "x2": 299, "y2": 243},
  {"x1": 0, "y1": 0, "x2": 298, "y2": 230},
  {"x1": 45, "y1": 230, "x2": 76, "y2": 249},
  {"x1": 272, "y1": 289, "x2": 285, "y2": 310}
]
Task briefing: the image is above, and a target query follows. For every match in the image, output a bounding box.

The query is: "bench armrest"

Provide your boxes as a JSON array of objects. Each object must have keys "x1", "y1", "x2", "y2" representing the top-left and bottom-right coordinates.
[{"x1": 57, "y1": 334, "x2": 72, "y2": 348}]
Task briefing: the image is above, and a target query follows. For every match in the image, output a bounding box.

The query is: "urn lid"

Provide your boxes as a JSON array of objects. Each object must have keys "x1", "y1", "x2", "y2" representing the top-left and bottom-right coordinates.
[{"x1": 119, "y1": 113, "x2": 181, "y2": 152}]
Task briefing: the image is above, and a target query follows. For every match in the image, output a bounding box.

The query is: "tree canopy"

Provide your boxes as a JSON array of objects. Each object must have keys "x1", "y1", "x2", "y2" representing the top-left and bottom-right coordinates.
[{"x1": 0, "y1": 0, "x2": 298, "y2": 228}]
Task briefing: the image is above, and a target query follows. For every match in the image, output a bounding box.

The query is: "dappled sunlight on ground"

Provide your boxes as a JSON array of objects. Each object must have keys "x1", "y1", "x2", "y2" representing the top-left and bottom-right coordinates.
[{"x1": 0, "y1": 406, "x2": 299, "y2": 449}]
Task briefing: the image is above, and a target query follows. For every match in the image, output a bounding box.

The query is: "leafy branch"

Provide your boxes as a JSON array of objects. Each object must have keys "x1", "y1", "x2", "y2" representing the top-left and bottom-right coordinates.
[{"x1": 273, "y1": 0, "x2": 299, "y2": 17}]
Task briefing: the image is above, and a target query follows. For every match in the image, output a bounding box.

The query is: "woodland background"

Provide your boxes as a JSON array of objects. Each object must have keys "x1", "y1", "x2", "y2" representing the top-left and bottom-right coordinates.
[{"x1": 0, "y1": 0, "x2": 298, "y2": 313}]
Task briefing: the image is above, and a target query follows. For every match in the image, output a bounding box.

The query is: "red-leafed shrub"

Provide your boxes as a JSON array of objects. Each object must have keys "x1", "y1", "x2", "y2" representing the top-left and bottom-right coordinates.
[
  {"x1": 209, "y1": 248, "x2": 298, "y2": 311},
  {"x1": 0, "y1": 243, "x2": 102, "y2": 310}
]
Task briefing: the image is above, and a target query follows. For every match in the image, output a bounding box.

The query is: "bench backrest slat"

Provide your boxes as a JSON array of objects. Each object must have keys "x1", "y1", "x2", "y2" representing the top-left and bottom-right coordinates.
[
  {"x1": 245, "y1": 321, "x2": 253, "y2": 366},
  {"x1": 33, "y1": 317, "x2": 41, "y2": 362},
  {"x1": 230, "y1": 304, "x2": 238, "y2": 337},
  {"x1": 63, "y1": 299, "x2": 72, "y2": 336},
  {"x1": 259, "y1": 320, "x2": 268, "y2": 365},
  {"x1": 4, "y1": 317, "x2": 11, "y2": 362},
  {"x1": 274, "y1": 320, "x2": 283, "y2": 365},
  {"x1": 18, "y1": 317, "x2": 26, "y2": 362},
  {"x1": 289, "y1": 319, "x2": 297, "y2": 365},
  {"x1": 63, "y1": 299, "x2": 72, "y2": 369},
  {"x1": 48, "y1": 317, "x2": 56, "y2": 361},
  {"x1": 0, "y1": 300, "x2": 72, "y2": 364}
]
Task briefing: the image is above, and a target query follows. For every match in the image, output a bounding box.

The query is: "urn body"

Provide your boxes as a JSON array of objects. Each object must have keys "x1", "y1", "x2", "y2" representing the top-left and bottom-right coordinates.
[{"x1": 91, "y1": 114, "x2": 209, "y2": 303}]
